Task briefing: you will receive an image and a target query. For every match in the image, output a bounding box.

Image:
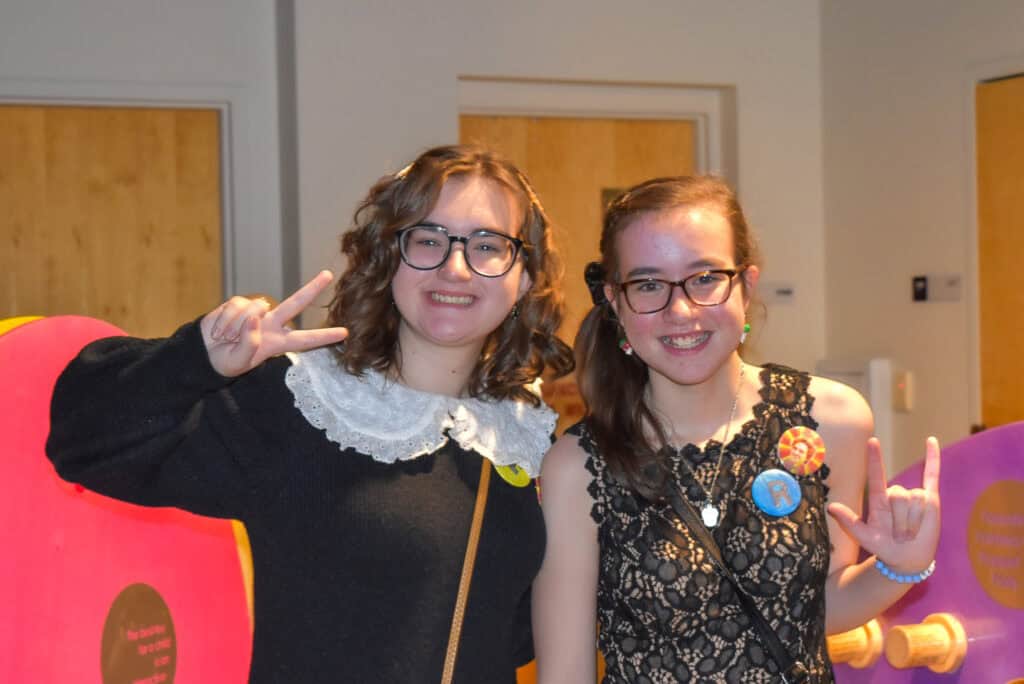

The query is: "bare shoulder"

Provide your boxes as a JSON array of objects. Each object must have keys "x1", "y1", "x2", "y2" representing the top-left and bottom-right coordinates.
[
  {"x1": 540, "y1": 432, "x2": 592, "y2": 491},
  {"x1": 806, "y1": 374, "x2": 873, "y2": 490},
  {"x1": 807, "y1": 374, "x2": 874, "y2": 438},
  {"x1": 539, "y1": 432, "x2": 599, "y2": 532}
]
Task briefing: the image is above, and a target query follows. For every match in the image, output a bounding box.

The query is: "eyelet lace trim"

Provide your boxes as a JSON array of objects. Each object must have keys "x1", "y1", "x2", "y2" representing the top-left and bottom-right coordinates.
[{"x1": 283, "y1": 348, "x2": 555, "y2": 476}]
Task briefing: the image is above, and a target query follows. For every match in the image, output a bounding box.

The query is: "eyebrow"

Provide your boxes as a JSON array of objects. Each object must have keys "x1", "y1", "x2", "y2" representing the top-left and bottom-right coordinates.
[
  {"x1": 415, "y1": 221, "x2": 512, "y2": 236},
  {"x1": 624, "y1": 259, "x2": 729, "y2": 279}
]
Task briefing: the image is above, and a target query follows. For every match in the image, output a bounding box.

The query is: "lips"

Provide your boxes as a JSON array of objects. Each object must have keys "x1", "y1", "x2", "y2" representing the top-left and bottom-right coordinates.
[
  {"x1": 430, "y1": 291, "x2": 475, "y2": 306},
  {"x1": 660, "y1": 331, "x2": 711, "y2": 350}
]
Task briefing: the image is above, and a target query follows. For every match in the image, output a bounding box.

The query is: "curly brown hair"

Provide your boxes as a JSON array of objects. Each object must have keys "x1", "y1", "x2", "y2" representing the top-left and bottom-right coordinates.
[
  {"x1": 576, "y1": 175, "x2": 761, "y2": 497},
  {"x1": 326, "y1": 144, "x2": 574, "y2": 405}
]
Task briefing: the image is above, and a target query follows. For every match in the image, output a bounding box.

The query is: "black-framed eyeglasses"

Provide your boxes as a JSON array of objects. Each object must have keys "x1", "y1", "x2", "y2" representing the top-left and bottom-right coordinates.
[
  {"x1": 396, "y1": 223, "x2": 525, "y2": 278},
  {"x1": 619, "y1": 268, "x2": 745, "y2": 314}
]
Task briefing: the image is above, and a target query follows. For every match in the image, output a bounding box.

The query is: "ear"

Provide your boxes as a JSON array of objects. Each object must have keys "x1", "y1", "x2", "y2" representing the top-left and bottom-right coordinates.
[
  {"x1": 741, "y1": 265, "x2": 760, "y2": 309},
  {"x1": 604, "y1": 283, "x2": 619, "y2": 317},
  {"x1": 516, "y1": 268, "x2": 533, "y2": 300}
]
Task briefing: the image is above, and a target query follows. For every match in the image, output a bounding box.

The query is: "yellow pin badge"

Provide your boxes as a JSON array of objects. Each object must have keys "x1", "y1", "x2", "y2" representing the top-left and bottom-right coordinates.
[{"x1": 494, "y1": 463, "x2": 532, "y2": 488}]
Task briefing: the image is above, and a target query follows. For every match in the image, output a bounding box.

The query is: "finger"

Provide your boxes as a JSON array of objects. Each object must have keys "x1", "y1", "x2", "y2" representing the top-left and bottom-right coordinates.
[
  {"x1": 238, "y1": 313, "x2": 262, "y2": 359},
  {"x1": 269, "y1": 270, "x2": 335, "y2": 327},
  {"x1": 828, "y1": 502, "x2": 876, "y2": 552},
  {"x1": 212, "y1": 297, "x2": 252, "y2": 341},
  {"x1": 279, "y1": 326, "x2": 349, "y2": 354},
  {"x1": 904, "y1": 489, "x2": 928, "y2": 540},
  {"x1": 226, "y1": 298, "x2": 271, "y2": 341},
  {"x1": 888, "y1": 485, "x2": 911, "y2": 542},
  {"x1": 865, "y1": 437, "x2": 889, "y2": 503},
  {"x1": 201, "y1": 303, "x2": 227, "y2": 342},
  {"x1": 205, "y1": 300, "x2": 234, "y2": 340},
  {"x1": 922, "y1": 436, "x2": 941, "y2": 495}
]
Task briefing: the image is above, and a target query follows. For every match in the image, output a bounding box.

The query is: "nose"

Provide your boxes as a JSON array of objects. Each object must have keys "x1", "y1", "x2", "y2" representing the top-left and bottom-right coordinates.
[
  {"x1": 664, "y1": 283, "x2": 696, "y2": 319},
  {"x1": 438, "y1": 242, "x2": 473, "y2": 281}
]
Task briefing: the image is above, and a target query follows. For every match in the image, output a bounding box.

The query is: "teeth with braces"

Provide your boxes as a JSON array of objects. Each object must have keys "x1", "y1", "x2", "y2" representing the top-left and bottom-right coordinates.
[{"x1": 661, "y1": 332, "x2": 710, "y2": 350}]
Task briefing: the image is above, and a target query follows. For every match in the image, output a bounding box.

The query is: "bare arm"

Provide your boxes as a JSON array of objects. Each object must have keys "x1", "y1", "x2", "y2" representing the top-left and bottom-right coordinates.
[
  {"x1": 532, "y1": 435, "x2": 600, "y2": 684},
  {"x1": 812, "y1": 377, "x2": 942, "y2": 634}
]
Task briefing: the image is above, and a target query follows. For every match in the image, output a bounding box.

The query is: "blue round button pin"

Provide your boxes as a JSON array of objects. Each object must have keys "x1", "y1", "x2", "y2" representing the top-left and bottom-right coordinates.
[{"x1": 752, "y1": 468, "x2": 802, "y2": 517}]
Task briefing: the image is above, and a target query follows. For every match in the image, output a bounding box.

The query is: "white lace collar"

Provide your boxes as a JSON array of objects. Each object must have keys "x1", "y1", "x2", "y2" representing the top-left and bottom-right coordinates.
[{"x1": 283, "y1": 347, "x2": 556, "y2": 477}]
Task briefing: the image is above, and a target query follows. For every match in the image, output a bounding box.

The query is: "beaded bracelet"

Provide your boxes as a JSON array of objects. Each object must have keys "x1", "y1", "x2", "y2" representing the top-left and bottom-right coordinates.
[{"x1": 875, "y1": 558, "x2": 936, "y2": 584}]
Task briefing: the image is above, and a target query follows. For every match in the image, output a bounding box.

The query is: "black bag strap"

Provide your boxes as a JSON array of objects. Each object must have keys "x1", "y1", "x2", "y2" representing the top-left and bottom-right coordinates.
[{"x1": 653, "y1": 492, "x2": 809, "y2": 684}]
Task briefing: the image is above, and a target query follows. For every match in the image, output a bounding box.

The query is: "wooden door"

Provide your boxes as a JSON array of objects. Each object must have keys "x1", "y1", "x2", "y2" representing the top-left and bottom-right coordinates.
[
  {"x1": 0, "y1": 104, "x2": 223, "y2": 338},
  {"x1": 461, "y1": 115, "x2": 697, "y2": 439},
  {"x1": 461, "y1": 115, "x2": 696, "y2": 341},
  {"x1": 976, "y1": 76, "x2": 1024, "y2": 427}
]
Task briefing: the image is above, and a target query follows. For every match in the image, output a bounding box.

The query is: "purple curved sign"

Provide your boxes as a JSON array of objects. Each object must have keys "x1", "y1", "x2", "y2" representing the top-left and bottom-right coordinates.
[{"x1": 834, "y1": 422, "x2": 1024, "y2": 682}]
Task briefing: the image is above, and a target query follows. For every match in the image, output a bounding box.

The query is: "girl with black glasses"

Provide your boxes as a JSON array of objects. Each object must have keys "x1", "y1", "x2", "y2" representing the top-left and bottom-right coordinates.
[
  {"x1": 532, "y1": 176, "x2": 941, "y2": 683},
  {"x1": 47, "y1": 145, "x2": 573, "y2": 683}
]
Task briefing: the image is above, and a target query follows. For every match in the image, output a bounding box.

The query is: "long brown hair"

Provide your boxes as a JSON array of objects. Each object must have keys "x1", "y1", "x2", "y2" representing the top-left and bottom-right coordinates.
[
  {"x1": 326, "y1": 144, "x2": 573, "y2": 405},
  {"x1": 575, "y1": 175, "x2": 761, "y2": 497}
]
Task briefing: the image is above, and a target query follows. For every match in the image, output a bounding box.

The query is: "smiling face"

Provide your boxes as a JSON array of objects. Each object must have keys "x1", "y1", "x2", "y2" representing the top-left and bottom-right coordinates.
[
  {"x1": 607, "y1": 205, "x2": 759, "y2": 388},
  {"x1": 391, "y1": 174, "x2": 531, "y2": 355}
]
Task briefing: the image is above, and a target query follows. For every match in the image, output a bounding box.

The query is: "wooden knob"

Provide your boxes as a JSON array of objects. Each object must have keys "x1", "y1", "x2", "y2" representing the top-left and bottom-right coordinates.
[
  {"x1": 885, "y1": 612, "x2": 967, "y2": 673},
  {"x1": 827, "y1": 619, "x2": 883, "y2": 668}
]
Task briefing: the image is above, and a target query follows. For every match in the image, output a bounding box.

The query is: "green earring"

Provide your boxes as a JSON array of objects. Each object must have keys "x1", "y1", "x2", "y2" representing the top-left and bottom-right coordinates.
[{"x1": 740, "y1": 323, "x2": 751, "y2": 345}]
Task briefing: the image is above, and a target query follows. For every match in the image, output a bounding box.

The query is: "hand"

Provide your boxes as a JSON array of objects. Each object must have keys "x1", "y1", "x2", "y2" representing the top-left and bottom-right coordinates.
[
  {"x1": 827, "y1": 436, "x2": 941, "y2": 573},
  {"x1": 200, "y1": 270, "x2": 348, "y2": 377}
]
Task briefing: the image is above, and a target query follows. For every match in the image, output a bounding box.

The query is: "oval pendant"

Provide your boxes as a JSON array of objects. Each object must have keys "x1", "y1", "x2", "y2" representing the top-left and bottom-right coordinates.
[{"x1": 701, "y1": 503, "x2": 720, "y2": 528}]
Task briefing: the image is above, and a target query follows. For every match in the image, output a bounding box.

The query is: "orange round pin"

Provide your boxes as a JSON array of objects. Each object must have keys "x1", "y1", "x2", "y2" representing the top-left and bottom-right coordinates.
[{"x1": 777, "y1": 426, "x2": 826, "y2": 476}]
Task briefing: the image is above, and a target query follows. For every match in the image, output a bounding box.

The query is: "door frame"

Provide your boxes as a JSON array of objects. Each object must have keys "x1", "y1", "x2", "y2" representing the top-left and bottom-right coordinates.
[
  {"x1": 457, "y1": 76, "x2": 737, "y2": 189},
  {"x1": 0, "y1": 79, "x2": 254, "y2": 299},
  {"x1": 965, "y1": 57, "x2": 1024, "y2": 428}
]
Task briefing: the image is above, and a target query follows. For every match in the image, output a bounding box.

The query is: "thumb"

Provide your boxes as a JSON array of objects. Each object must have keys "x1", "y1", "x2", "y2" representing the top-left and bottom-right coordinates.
[{"x1": 827, "y1": 502, "x2": 876, "y2": 551}]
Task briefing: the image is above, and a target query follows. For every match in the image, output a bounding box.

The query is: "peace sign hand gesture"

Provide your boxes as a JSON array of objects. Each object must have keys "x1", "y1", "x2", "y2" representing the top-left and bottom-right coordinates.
[
  {"x1": 828, "y1": 436, "x2": 941, "y2": 574},
  {"x1": 200, "y1": 270, "x2": 349, "y2": 378}
]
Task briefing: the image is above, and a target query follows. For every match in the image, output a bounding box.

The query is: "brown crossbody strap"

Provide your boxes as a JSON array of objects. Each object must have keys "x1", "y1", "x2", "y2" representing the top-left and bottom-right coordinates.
[{"x1": 441, "y1": 459, "x2": 491, "y2": 684}]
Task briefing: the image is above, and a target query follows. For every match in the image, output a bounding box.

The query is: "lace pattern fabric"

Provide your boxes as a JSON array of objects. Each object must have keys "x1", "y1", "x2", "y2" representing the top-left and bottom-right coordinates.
[
  {"x1": 578, "y1": 364, "x2": 834, "y2": 683},
  {"x1": 284, "y1": 347, "x2": 556, "y2": 477}
]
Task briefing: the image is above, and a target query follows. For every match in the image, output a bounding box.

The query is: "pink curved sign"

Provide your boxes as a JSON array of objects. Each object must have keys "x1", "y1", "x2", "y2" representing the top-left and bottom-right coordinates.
[{"x1": 0, "y1": 316, "x2": 251, "y2": 683}]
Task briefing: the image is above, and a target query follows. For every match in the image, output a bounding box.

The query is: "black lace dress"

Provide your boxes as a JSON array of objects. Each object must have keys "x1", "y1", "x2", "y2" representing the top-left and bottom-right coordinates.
[{"x1": 573, "y1": 364, "x2": 834, "y2": 683}]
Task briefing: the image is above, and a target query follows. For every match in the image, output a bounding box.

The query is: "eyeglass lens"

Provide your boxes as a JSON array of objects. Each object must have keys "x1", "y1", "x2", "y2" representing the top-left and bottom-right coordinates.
[
  {"x1": 624, "y1": 271, "x2": 734, "y2": 313},
  {"x1": 399, "y1": 225, "x2": 518, "y2": 276}
]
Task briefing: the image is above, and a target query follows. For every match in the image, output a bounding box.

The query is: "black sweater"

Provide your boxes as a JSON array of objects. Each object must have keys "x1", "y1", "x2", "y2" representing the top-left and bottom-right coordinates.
[{"x1": 46, "y1": 321, "x2": 544, "y2": 683}]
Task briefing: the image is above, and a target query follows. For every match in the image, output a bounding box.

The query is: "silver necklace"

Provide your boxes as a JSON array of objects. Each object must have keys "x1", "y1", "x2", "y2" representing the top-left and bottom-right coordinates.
[{"x1": 672, "y1": 363, "x2": 745, "y2": 528}]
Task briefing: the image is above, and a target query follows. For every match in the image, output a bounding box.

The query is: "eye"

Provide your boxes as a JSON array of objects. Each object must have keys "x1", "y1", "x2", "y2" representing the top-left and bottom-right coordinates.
[
  {"x1": 691, "y1": 272, "x2": 726, "y2": 287},
  {"x1": 635, "y1": 280, "x2": 665, "y2": 293},
  {"x1": 405, "y1": 226, "x2": 447, "y2": 248},
  {"x1": 470, "y1": 233, "x2": 511, "y2": 254}
]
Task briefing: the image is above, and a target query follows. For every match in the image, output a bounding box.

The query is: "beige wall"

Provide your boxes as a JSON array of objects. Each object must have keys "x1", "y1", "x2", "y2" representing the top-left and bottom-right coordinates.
[
  {"x1": 293, "y1": 0, "x2": 828, "y2": 372},
  {"x1": 822, "y1": 0, "x2": 1024, "y2": 471}
]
